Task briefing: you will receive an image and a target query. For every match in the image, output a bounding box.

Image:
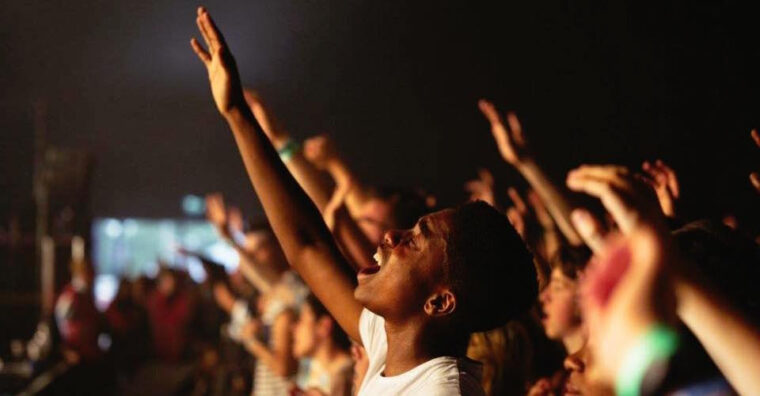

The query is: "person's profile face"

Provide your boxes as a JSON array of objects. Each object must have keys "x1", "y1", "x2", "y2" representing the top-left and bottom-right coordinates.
[
  {"x1": 539, "y1": 268, "x2": 581, "y2": 339},
  {"x1": 354, "y1": 209, "x2": 451, "y2": 321}
]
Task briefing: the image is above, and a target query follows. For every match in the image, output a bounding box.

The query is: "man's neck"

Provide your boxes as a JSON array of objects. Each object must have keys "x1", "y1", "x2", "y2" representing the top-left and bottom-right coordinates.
[{"x1": 383, "y1": 317, "x2": 466, "y2": 377}]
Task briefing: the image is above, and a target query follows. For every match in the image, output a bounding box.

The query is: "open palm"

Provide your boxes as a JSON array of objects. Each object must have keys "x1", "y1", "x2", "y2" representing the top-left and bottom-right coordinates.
[{"x1": 190, "y1": 7, "x2": 244, "y2": 115}]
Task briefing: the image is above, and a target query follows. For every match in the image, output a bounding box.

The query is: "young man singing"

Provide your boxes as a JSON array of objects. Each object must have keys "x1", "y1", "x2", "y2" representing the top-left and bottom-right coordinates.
[{"x1": 189, "y1": 7, "x2": 537, "y2": 394}]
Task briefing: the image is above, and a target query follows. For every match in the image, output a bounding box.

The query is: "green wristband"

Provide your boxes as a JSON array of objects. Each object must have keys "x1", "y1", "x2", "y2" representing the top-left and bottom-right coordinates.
[
  {"x1": 616, "y1": 324, "x2": 680, "y2": 396},
  {"x1": 277, "y1": 139, "x2": 301, "y2": 162}
]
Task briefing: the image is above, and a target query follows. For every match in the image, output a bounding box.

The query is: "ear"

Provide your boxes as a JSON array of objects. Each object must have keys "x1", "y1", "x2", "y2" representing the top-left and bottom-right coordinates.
[{"x1": 423, "y1": 290, "x2": 457, "y2": 317}]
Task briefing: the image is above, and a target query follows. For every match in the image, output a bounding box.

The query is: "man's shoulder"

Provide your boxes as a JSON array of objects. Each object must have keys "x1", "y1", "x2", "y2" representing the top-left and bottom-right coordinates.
[{"x1": 405, "y1": 357, "x2": 485, "y2": 396}]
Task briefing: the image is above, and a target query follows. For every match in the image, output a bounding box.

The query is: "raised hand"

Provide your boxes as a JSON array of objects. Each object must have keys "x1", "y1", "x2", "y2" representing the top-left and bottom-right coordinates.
[
  {"x1": 243, "y1": 90, "x2": 290, "y2": 148},
  {"x1": 641, "y1": 159, "x2": 680, "y2": 217},
  {"x1": 477, "y1": 99, "x2": 531, "y2": 165},
  {"x1": 505, "y1": 187, "x2": 529, "y2": 238},
  {"x1": 566, "y1": 165, "x2": 664, "y2": 237},
  {"x1": 303, "y1": 134, "x2": 339, "y2": 171},
  {"x1": 206, "y1": 193, "x2": 229, "y2": 230},
  {"x1": 576, "y1": 222, "x2": 675, "y2": 386},
  {"x1": 463, "y1": 168, "x2": 496, "y2": 207},
  {"x1": 190, "y1": 7, "x2": 245, "y2": 115},
  {"x1": 751, "y1": 129, "x2": 760, "y2": 193}
]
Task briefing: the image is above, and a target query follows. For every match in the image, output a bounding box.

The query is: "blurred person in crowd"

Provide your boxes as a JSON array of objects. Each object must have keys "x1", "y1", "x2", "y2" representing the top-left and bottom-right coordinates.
[
  {"x1": 538, "y1": 246, "x2": 591, "y2": 356},
  {"x1": 206, "y1": 196, "x2": 307, "y2": 396},
  {"x1": 292, "y1": 294, "x2": 353, "y2": 396},
  {"x1": 146, "y1": 267, "x2": 196, "y2": 362},
  {"x1": 53, "y1": 258, "x2": 115, "y2": 394},
  {"x1": 104, "y1": 278, "x2": 150, "y2": 379},
  {"x1": 54, "y1": 258, "x2": 104, "y2": 364}
]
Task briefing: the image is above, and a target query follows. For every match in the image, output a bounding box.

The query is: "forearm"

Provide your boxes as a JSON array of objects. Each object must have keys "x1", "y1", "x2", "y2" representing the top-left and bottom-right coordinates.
[
  {"x1": 223, "y1": 107, "x2": 362, "y2": 342},
  {"x1": 676, "y1": 278, "x2": 760, "y2": 395},
  {"x1": 236, "y1": 256, "x2": 274, "y2": 295},
  {"x1": 326, "y1": 161, "x2": 366, "y2": 216},
  {"x1": 282, "y1": 152, "x2": 333, "y2": 212},
  {"x1": 224, "y1": 107, "x2": 339, "y2": 269},
  {"x1": 517, "y1": 160, "x2": 582, "y2": 245},
  {"x1": 333, "y1": 206, "x2": 375, "y2": 271}
]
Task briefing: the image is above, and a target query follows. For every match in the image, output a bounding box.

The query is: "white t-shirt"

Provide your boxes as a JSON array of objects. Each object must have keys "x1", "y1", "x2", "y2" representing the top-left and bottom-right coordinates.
[{"x1": 357, "y1": 309, "x2": 485, "y2": 396}]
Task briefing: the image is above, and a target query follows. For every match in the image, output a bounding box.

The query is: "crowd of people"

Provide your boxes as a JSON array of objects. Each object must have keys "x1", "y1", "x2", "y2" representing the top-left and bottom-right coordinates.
[{"x1": 48, "y1": 6, "x2": 760, "y2": 396}]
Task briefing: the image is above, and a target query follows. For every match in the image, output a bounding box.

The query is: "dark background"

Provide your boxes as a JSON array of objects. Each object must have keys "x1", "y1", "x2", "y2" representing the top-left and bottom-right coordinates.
[{"x1": 2, "y1": 1, "x2": 758, "y2": 227}]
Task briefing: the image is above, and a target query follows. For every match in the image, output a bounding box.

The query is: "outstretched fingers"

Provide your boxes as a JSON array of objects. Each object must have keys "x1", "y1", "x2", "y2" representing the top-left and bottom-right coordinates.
[
  {"x1": 197, "y1": 7, "x2": 226, "y2": 51},
  {"x1": 654, "y1": 160, "x2": 679, "y2": 198},
  {"x1": 190, "y1": 37, "x2": 211, "y2": 64},
  {"x1": 477, "y1": 99, "x2": 501, "y2": 125}
]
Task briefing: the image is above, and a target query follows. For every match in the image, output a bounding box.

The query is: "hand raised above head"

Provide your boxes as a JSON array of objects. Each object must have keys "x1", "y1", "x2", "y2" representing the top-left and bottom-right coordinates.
[
  {"x1": 477, "y1": 99, "x2": 531, "y2": 165},
  {"x1": 641, "y1": 159, "x2": 679, "y2": 217},
  {"x1": 190, "y1": 7, "x2": 245, "y2": 115},
  {"x1": 566, "y1": 165, "x2": 664, "y2": 236},
  {"x1": 205, "y1": 193, "x2": 228, "y2": 228}
]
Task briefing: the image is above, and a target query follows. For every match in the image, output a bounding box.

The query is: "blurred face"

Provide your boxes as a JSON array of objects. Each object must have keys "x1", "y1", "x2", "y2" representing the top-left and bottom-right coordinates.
[
  {"x1": 354, "y1": 209, "x2": 451, "y2": 322},
  {"x1": 539, "y1": 268, "x2": 581, "y2": 339},
  {"x1": 244, "y1": 231, "x2": 287, "y2": 271},
  {"x1": 355, "y1": 199, "x2": 394, "y2": 245},
  {"x1": 293, "y1": 304, "x2": 319, "y2": 358}
]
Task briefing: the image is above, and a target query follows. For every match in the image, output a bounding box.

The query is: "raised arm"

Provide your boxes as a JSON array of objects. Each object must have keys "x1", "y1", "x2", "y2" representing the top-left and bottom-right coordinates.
[
  {"x1": 304, "y1": 135, "x2": 376, "y2": 271},
  {"x1": 478, "y1": 99, "x2": 583, "y2": 246},
  {"x1": 190, "y1": 7, "x2": 362, "y2": 341},
  {"x1": 205, "y1": 193, "x2": 276, "y2": 294},
  {"x1": 303, "y1": 134, "x2": 370, "y2": 216},
  {"x1": 243, "y1": 91, "x2": 333, "y2": 210},
  {"x1": 567, "y1": 165, "x2": 760, "y2": 395}
]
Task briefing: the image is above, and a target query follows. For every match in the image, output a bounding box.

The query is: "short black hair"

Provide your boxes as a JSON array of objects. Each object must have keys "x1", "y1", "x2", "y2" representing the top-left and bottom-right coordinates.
[
  {"x1": 304, "y1": 294, "x2": 351, "y2": 351},
  {"x1": 444, "y1": 201, "x2": 537, "y2": 333}
]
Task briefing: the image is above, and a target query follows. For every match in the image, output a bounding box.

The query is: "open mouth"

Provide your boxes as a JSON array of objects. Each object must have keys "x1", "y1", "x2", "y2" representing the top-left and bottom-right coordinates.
[{"x1": 357, "y1": 264, "x2": 380, "y2": 282}]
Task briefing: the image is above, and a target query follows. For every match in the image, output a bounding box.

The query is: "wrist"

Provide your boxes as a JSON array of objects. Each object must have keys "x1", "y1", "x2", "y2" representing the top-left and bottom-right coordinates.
[
  {"x1": 514, "y1": 157, "x2": 537, "y2": 172},
  {"x1": 277, "y1": 139, "x2": 301, "y2": 162},
  {"x1": 271, "y1": 135, "x2": 291, "y2": 150},
  {"x1": 616, "y1": 324, "x2": 680, "y2": 396},
  {"x1": 222, "y1": 105, "x2": 252, "y2": 124}
]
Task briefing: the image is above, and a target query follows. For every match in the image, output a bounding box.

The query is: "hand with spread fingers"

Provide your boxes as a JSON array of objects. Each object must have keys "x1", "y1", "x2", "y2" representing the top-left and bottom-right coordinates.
[
  {"x1": 190, "y1": 7, "x2": 245, "y2": 116},
  {"x1": 206, "y1": 193, "x2": 232, "y2": 239},
  {"x1": 477, "y1": 99, "x2": 531, "y2": 165},
  {"x1": 641, "y1": 160, "x2": 680, "y2": 218},
  {"x1": 565, "y1": 165, "x2": 678, "y2": 388},
  {"x1": 566, "y1": 165, "x2": 665, "y2": 238},
  {"x1": 574, "y1": 220, "x2": 676, "y2": 387}
]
